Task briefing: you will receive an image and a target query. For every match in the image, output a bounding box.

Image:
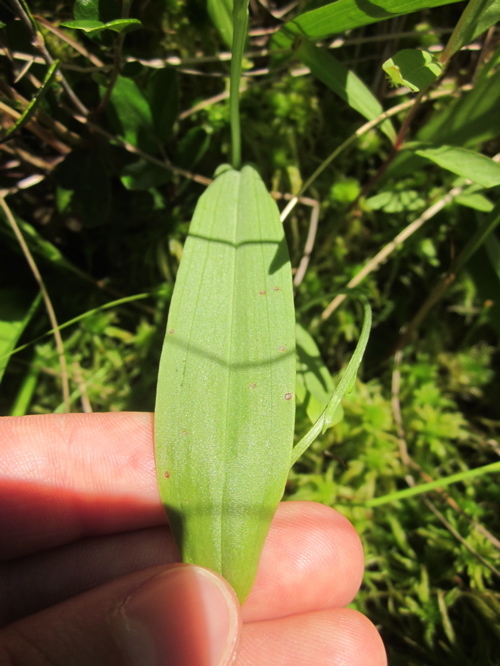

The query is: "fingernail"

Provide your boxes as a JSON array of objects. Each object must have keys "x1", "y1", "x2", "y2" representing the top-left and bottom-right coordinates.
[{"x1": 112, "y1": 565, "x2": 240, "y2": 666}]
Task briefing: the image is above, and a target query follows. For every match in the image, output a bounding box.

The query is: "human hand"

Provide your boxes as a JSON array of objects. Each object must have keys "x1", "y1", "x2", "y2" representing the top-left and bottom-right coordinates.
[{"x1": 0, "y1": 412, "x2": 386, "y2": 665}]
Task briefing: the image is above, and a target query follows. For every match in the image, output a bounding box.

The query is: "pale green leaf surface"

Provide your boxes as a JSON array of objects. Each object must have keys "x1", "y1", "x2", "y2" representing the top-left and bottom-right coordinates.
[
  {"x1": 0, "y1": 290, "x2": 40, "y2": 383},
  {"x1": 411, "y1": 144, "x2": 500, "y2": 188},
  {"x1": 155, "y1": 165, "x2": 295, "y2": 602},
  {"x1": 383, "y1": 49, "x2": 443, "y2": 92},
  {"x1": 279, "y1": 0, "x2": 462, "y2": 41},
  {"x1": 296, "y1": 40, "x2": 396, "y2": 142}
]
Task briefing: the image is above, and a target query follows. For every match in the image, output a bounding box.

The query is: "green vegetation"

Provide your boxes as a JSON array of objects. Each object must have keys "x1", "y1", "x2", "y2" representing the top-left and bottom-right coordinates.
[{"x1": 1, "y1": 0, "x2": 499, "y2": 662}]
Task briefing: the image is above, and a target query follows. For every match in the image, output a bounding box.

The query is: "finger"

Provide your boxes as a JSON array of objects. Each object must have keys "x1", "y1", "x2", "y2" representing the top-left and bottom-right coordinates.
[
  {"x1": 0, "y1": 527, "x2": 178, "y2": 627},
  {"x1": 0, "y1": 564, "x2": 241, "y2": 666},
  {"x1": 0, "y1": 412, "x2": 160, "y2": 560},
  {"x1": 1, "y1": 503, "x2": 363, "y2": 626},
  {"x1": 237, "y1": 608, "x2": 387, "y2": 666},
  {"x1": 243, "y1": 501, "x2": 364, "y2": 622}
]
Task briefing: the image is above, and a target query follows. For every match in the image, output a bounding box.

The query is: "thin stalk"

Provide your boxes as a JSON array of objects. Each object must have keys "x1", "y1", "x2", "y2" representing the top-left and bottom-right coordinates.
[
  {"x1": 97, "y1": 0, "x2": 132, "y2": 113},
  {"x1": 229, "y1": 0, "x2": 249, "y2": 170}
]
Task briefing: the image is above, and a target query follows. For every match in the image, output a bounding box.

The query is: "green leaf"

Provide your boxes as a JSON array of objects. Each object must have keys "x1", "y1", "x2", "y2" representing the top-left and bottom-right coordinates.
[
  {"x1": 0, "y1": 290, "x2": 41, "y2": 384},
  {"x1": 455, "y1": 191, "x2": 494, "y2": 212},
  {"x1": 291, "y1": 296, "x2": 372, "y2": 465},
  {"x1": 0, "y1": 210, "x2": 88, "y2": 280},
  {"x1": 443, "y1": 0, "x2": 500, "y2": 60},
  {"x1": 418, "y1": 70, "x2": 500, "y2": 147},
  {"x1": 145, "y1": 68, "x2": 178, "y2": 145},
  {"x1": 279, "y1": 0, "x2": 463, "y2": 41},
  {"x1": 120, "y1": 159, "x2": 170, "y2": 190},
  {"x1": 105, "y1": 75, "x2": 158, "y2": 153},
  {"x1": 296, "y1": 322, "x2": 343, "y2": 426},
  {"x1": 410, "y1": 144, "x2": 500, "y2": 188},
  {"x1": 295, "y1": 39, "x2": 396, "y2": 142},
  {"x1": 1, "y1": 60, "x2": 59, "y2": 141},
  {"x1": 73, "y1": 0, "x2": 123, "y2": 23},
  {"x1": 155, "y1": 164, "x2": 296, "y2": 603},
  {"x1": 54, "y1": 148, "x2": 111, "y2": 227},
  {"x1": 208, "y1": 0, "x2": 234, "y2": 48},
  {"x1": 60, "y1": 18, "x2": 142, "y2": 34},
  {"x1": 383, "y1": 49, "x2": 443, "y2": 92}
]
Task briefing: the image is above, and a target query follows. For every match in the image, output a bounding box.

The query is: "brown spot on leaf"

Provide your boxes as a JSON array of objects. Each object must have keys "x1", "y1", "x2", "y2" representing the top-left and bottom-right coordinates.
[
  {"x1": 273, "y1": 286, "x2": 280, "y2": 291},
  {"x1": 163, "y1": 471, "x2": 170, "y2": 479},
  {"x1": 249, "y1": 382, "x2": 257, "y2": 389},
  {"x1": 284, "y1": 392, "x2": 293, "y2": 401},
  {"x1": 259, "y1": 290, "x2": 267, "y2": 295},
  {"x1": 168, "y1": 329, "x2": 175, "y2": 334},
  {"x1": 279, "y1": 346, "x2": 286, "y2": 352}
]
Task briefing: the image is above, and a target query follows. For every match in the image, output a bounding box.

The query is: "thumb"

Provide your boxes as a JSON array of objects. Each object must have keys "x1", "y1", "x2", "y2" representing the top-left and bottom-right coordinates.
[{"x1": 1, "y1": 564, "x2": 241, "y2": 666}]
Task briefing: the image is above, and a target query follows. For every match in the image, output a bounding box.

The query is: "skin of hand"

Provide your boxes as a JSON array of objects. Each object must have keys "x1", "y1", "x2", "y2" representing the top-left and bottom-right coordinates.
[{"x1": 0, "y1": 412, "x2": 387, "y2": 666}]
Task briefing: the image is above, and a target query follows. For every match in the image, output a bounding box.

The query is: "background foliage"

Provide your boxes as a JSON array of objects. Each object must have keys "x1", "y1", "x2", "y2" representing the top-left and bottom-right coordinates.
[{"x1": 1, "y1": 0, "x2": 499, "y2": 663}]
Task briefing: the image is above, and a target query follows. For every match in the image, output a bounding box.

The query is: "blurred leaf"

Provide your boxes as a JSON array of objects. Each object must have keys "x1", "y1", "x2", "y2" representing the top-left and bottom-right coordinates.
[
  {"x1": 455, "y1": 191, "x2": 494, "y2": 212},
  {"x1": 279, "y1": 0, "x2": 462, "y2": 41},
  {"x1": 0, "y1": 289, "x2": 40, "y2": 383},
  {"x1": 145, "y1": 68, "x2": 178, "y2": 145},
  {"x1": 176, "y1": 127, "x2": 211, "y2": 170},
  {"x1": 0, "y1": 210, "x2": 88, "y2": 279},
  {"x1": 367, "y1": 188, "x2": 424, "y2": 212},
  {"x1": 120, "y1": 158, "x2": 170, "y2": 190},
  {"x1": 383, "y1": 49, "x2": 443, "y2": 92},
  {"x1": 418, "y1": 70, "x2": 500, "y2": 147},
  {"x1": 410, "y1": 144, "x2": 500, "y2": 187},
  {"x1": 73, "y1": 0, "x2": 121, "y2": 23},
  {"x1": 54, "y1": 148, "x2": 111, "y2": 228},
  {"x1": 60, "y1": 18, "x2": 142, "y2": 34},
  {"x1": 105, "y1": 75, "x2": 158, "y2": 153},
  {"x1": 296, "y1": 322, "x2": 343, "y2": 425},
  {"x1": 295, "y1": 39, "x2": 396, "y2": 142},
  {"x1": 444, "y1": 0, "x2": 500, "y2": 60},
  {"x1": 1, "y1": 60, "x2": 59, "y2": 141},
  {"x1": 208, "y1": 0, "x2": 233, "y2": 48}
]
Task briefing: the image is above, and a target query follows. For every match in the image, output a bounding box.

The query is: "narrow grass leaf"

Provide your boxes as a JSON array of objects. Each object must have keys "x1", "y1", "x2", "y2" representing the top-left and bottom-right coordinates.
[
  {"x1": 0, "y1": 289, "x2": 41, "y2": 384},
  {"x1": 60, "y1": 19, "x2": 142, "y2": 34},
  {"x1": 2, "y1": 60, "x2": 59, "y2": 141},
  {"x1": 366, "y1": 461, "x2": 500, "y2": 507},
  {"x1": 291, "y1": 297, "x2": 371, "y2": 466},
  {"x1": 279, "y1": 0, "x2": 462, "y2": 42},
  {"x1": 296, "y1": 322, "x2": 343, "y2": 425},
  {"x1": 155, "y1": 164, "x2": 295, "y2": 602},
  {"x1": 296, "y1": 40, "x2": 396, "y2": 142}
]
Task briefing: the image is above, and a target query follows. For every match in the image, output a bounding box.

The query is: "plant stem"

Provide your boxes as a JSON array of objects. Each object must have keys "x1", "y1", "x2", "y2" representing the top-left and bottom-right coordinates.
[{"x1": 230, "y1": 0, "x2": 249, "y2": 170}]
